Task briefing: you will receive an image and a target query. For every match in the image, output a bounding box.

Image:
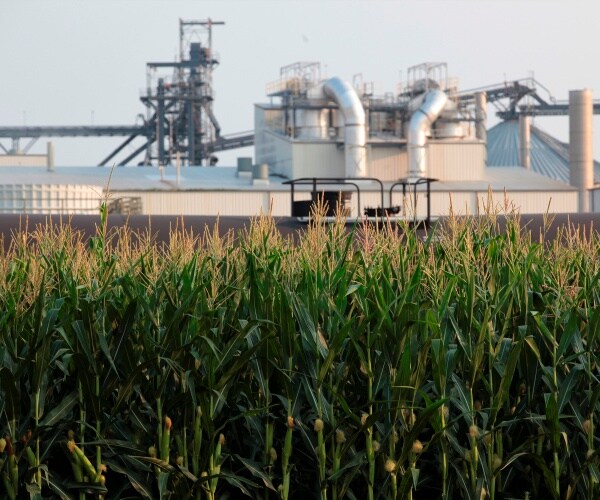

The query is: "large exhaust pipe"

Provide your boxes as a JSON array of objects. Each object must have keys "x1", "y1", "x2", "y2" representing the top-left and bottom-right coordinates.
[
  {"x1": 407, "y1": 89, "x2": 448, "y2": 180},
  {"x1": 323, "y1": 77, "x2": 367, "y2": 177},
  {"x1": 569, "y1": 89, "x2": 593, "y2": 213}
]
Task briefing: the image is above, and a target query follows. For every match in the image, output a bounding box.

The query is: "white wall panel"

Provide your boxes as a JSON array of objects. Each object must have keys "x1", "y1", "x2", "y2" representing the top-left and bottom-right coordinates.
[
  {"x1": 369, "y1": 147, "x2": 407, "y2": 181},
  {"x1": 110, "y1": 188, "x2": 579, "y2": 219},
  {"x1": 0, "y1": 155, "x2": 47, "y2": 167},
  {"x1": 291, "y1": 143, "x2": 344, "y2": 178},
  {"x1": 429, "y1": 142, "x2": 486, "y2": 181}
]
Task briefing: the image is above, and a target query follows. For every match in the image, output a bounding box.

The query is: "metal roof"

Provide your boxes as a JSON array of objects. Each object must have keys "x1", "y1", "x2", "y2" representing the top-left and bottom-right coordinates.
[
  {"x1": 0, "y1": 166, "x2": 286, "y2": 192},
  {"x1": 0, "y1": 164, "x2": 575, "y2": 194},
  {"x1": 487, "y1": 120, "x2": 600, "y2": 183}
]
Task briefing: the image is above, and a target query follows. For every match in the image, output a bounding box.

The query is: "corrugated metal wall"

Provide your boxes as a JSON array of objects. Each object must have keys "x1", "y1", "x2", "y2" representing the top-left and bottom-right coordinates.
[
  {"x1": 430, "y1": 190, "x2": 578, "y2": 216},
  {"x1": 256, "y1": 132, "x2": 293, "y2": 178},
  {"x1": 0, "y1": 155, "x2": 47, "y2": 167},
  {"x1": 111, "y1": 188, "x2": 578, "y2": 218},
  {"x1": 369, "y1": 147, "x2": 407, "y2": 181},
  {"x1": 291, "y1": 142, "x2": 344, "y2": 178},
  {"x1": 429, "y1": 142, "x2": 486, "y2": 181},
  {"x1": 255, "y1": 106, "x2": 294, "y2": 178},
  {"x1": 592, "y1": 189, "x2": 600, "y2": 212},
  {"x1": 112, "y1": 190, "x2": 292, "y2": 217}
]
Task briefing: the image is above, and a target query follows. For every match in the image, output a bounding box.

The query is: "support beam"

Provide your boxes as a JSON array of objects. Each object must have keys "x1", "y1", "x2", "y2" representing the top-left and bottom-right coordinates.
[
  {"x1": 119, "y1": 138, "x2": 155, "y2": 166},
  {"x1": 157, "y1": 79, "x2": 166, "y2": 165},
  {"x1": 22, "y1": 137, "x2": 39, "y2": 154},
  {"x1": 0, "y1": 125, "x2": 147, "y2": 138},
  {"x1": 98, "y1": 134, "x2": 139, "y2": 166}
]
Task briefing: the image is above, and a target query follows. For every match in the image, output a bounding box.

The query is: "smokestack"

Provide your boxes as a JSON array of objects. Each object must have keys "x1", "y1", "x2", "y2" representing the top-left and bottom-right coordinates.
[
  {"x1": 569, "y1": 89, "x2": 593, "y2": 212},
  {"x1": 475, "y1": 91, "x2": 487, "y2": 143},
  {"x1": 47, "y1": 141, "x2": 55, "y2": 172},
  {"x1": 519, "y1": 115, "x2": 531, "y2": 170}
]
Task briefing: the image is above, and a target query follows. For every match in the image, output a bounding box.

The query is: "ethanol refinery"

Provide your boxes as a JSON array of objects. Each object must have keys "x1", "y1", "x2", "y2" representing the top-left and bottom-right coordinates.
[{"x1": 1, "y1": 20, "x2": 599, "y2": 220}]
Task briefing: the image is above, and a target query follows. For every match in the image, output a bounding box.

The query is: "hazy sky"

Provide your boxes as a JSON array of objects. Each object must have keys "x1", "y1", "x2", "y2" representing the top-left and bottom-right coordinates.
[{"x1": 1, "y1": 0, "x2": 599, "y2": 166}]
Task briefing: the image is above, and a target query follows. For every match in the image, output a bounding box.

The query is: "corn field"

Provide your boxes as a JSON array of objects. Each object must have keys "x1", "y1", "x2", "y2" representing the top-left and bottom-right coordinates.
[{"x1": 0, "y1": 207, "x2": 599, "y2": 499}]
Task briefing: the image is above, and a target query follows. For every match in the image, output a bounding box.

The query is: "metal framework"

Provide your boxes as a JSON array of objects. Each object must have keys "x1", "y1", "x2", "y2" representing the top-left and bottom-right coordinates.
[
  {"x1": 0, "y1": 19, "x2": 254, "y2": 166},
  {"x1": 142, "y1": 18, "x2": 225, "y2": 166},
  {"x1": 459, "y1": 79, "x2": 600, "y2": 120}
]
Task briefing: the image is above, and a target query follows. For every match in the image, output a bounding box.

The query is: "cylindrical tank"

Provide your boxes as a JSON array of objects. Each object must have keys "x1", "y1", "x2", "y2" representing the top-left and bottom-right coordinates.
[
  {"x1": 434, "y1": 119, "x2": 464, "y2": 139},
  {"x1": 47, "y1": 142, "x2": 55, "y2": 172},
  {"x1": 435, "y1": 101, "x2": 465, "y2": 139},
  {"x1": 252, "y1": 163, "x2": 269, "y2": 180},
  {"x1": 519, "y1": 115, "x2": 531, "y2": 169},
  {"x1": 296, "y1": 109, "x2": 328, "y2": 139},
  {"x1": 569, "y1": 89, "x2": 593, "y2": 212}
]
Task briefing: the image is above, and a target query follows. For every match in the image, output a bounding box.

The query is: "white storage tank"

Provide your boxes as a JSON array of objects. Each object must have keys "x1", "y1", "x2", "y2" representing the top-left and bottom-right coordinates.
[
  {"x1": 434, "y1": 100, "x2": 466, "y2": 139},
  {"x1": 296, "y1": 109, "x2": 329, "y2": 139}
]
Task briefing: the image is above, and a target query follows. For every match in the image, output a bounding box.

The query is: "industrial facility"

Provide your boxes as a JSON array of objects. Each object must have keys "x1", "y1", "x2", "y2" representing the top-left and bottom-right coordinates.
[{"x1": 0, "y1": 21, "x2": 599, "y2": 219}]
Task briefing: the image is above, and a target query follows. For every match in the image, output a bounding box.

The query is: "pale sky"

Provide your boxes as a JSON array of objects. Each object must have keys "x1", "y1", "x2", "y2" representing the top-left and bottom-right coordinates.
[{"x1": 1, "y1": 0, "x2": 599, "y2": 166}]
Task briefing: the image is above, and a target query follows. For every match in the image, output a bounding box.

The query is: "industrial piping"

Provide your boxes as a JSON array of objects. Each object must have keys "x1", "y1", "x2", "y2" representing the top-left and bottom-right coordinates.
[
  {"x1": 408, "y1": 89, "x2": 448, "y2": 180},
  {"x1": 322, "y1": 77, "x2": 367, "y2": 177}
]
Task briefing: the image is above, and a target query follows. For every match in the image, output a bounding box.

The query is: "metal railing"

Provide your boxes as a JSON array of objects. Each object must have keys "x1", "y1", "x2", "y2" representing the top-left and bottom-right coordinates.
[
  {"x1": 107, "y1": 197, "x2": 143, "y2": 215},
  {"x1": 284, "y1": 176, "x2": 437, "y2": 227},
  {"x1": 283, "y1": 177, "x2": 388, "y2": 220}
]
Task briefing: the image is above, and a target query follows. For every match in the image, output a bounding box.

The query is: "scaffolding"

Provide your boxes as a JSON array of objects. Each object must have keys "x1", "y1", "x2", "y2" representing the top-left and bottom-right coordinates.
[{"x1": 142, "y1": 18, "x2": 224, "y2": 166}]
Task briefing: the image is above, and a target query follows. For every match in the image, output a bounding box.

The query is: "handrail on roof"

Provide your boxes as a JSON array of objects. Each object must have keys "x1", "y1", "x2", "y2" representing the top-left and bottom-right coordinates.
[
  {"x1": 284, "y1": 176, "x2": 437, "y2": 226},
  {"x1": 283, "y1": 177, "x2": 382, "y2": 217}
]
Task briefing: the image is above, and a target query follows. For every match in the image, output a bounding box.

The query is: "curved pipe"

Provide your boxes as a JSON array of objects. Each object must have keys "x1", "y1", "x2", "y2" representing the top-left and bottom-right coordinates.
[
  {"x1": 408, "y1": 89, "x2": 447, "y2": 179},
  {"x1": 323, "y1": 77, "x2": 367, "y2": 177}
]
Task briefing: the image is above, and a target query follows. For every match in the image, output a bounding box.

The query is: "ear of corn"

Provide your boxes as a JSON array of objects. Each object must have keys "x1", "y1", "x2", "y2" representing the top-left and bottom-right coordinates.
[{"x1": 0, "y1": 206, "x2": 598, "y2": 498}]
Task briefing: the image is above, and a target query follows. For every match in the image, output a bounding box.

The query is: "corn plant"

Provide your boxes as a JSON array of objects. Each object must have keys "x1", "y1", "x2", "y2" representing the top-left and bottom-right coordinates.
[{"x1": 0, "y1": 204, "x2": 599, "y2": 499}]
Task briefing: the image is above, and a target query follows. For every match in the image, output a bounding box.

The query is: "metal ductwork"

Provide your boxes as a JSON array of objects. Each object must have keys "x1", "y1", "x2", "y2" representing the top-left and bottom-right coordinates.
[
  {"x1": 408, "y1": 89, "x2": 448, "y2": 180},
  {"x1": 323, "y1": 77, "x2": 367, "y2": 177}
]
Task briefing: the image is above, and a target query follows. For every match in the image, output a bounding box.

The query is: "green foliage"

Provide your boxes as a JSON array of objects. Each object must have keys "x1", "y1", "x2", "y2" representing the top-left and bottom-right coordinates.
[{"x1": 0, "y1": 210, "x2": 599, "y2": 499}]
